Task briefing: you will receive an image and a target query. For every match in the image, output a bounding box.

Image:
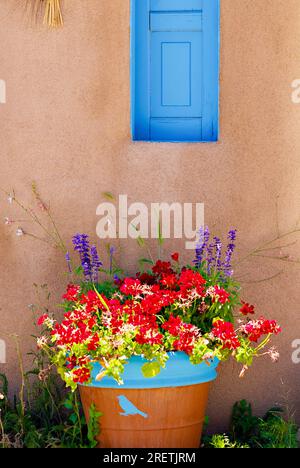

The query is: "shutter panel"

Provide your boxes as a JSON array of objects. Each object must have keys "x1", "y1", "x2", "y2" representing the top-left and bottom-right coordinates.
[{"x1": 131, "y1": 0, "x2": 219, "y2": 142}]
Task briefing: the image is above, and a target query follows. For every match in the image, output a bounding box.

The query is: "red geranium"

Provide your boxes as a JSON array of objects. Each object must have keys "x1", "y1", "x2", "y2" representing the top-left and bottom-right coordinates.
[
  {"x1": 171, "y1": 252, "x2": 179, "y2": 262},
  {"x1": 163, "y1": 315, "x2": 200, "y2": 354},
  {"x1": 73, "y1": 367, "x2": 91, "y2": 384},
  {"x1": 162, "y1": 314, "x2": 183, "y2": 336},
  {"x1": 152, "y1": 260, "x2": 173, "y2": 277},
  {"x1": 160, "y1": 273, "x2": 178, "y2": 289},
  {"x1": 212, "y1": 320, "x2": 241, "y2": 350},
  {"x1": 136, "y1": 272, "x2": 157, "y2": 285},
  {"x1": 243, "y1": 318, "x2": 281, "y2": 343},
  {"x1": 80, "y1": 290, "x2": 101, "y2": 313},
  {"x1": 240, "y1": 301, "x2": 255, "y2": 316},
  {"x1": 120, "y1": 278, "x2": 142, "y2": 296},
  {"x1": 179, "y1": 270, "x2": 206, "y2": 295},
  {"x1": 37, "y1": 314, "x2": 49, "y2": 326},
  {"x1": 63, "y1": 284, "x2": 80, "y2": 302},
  {"x1": 135, "y1": 325, "x2": 163, "y2": 345},
  {"x1": 212, "y1": 286, "x2": 230, "y2": 304}
]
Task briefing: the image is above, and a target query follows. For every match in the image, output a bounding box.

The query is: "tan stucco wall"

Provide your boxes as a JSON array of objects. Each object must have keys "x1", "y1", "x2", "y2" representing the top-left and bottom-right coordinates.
[{"x1": 0, "y1": 0, "x2": 299, "y2": 431}]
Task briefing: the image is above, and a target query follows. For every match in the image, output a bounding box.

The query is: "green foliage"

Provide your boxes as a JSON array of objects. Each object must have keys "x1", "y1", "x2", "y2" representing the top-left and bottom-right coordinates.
[
  {"x1": 208, "y1": 434, "x2": 249, "y2": 449},
  {"x1": 231, "y1": 399, "x2": 260, "y2": 443},
  {"x1": 256, "y1": 408, "x2": 298, "y2": 449},
  {"x1": 0, "y1": 366, "x2": 101, "y2": 449},
  {"x1": 141, "y1": 361, "x2": 161, "y2": 378},
  {"x1": 87, "y1": 404, "x2": 103, "y2": 449},
  {"x1": 203, "y1": 400, "x2": 299, "y2": 449}
]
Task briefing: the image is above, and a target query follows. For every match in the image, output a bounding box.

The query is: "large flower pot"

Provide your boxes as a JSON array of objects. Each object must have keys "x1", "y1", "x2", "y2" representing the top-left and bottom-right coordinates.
[{"x1": 79, "y1": 352, "x2": 219, "y2": 448}]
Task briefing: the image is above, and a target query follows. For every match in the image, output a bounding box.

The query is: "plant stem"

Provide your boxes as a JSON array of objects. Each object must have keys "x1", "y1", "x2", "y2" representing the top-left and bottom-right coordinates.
[
  {"x1": 235, "y1": 229, "x2": 300, "y2": 265},
  {"x1": 11, "y1": 334, "x2": 26, "y2": 431}
]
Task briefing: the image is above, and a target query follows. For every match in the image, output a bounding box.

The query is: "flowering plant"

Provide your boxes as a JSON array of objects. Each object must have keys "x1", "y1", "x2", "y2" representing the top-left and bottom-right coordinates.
[{"x1": 37, "y1": 228, "x2": 281, "y2": 390}]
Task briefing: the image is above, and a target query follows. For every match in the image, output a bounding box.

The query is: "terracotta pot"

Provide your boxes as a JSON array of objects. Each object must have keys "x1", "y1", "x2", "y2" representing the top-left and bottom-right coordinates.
[{"x1": 79, "y1": 352, "x2": 218, "y2": 448}]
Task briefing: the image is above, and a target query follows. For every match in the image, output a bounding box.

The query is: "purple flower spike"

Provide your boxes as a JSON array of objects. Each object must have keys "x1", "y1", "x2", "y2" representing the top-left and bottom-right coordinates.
[
  {"x1": 194, "y1": 226, "x2": 210, "y2": 267},
  {"x1": 72, "y1": 233, "x2": 92, "y2": 281},
  {"x1": 223, "y1": 229, "x2": 237, "y2": 277},
  {"x1": 91, "y1": 245, "x2": 102, "y2": 283},
  {"x1": 214, "y1": 237, "x2": 222, "y2": 271},
  {"x1": 206, "y1": 242, "x2": 215, "y2": 275}
]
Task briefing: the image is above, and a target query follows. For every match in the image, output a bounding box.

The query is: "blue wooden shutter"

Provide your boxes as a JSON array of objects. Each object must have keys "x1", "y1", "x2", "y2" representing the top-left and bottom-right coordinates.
[{"x1": 131, "y1": 0, "x2": 219, "y2": 142}]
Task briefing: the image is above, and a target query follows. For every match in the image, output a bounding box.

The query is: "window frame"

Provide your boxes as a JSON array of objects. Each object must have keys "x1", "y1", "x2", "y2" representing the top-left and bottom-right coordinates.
[{"x1": 130, "y1": 0, "x2": 220, "y2": 143}]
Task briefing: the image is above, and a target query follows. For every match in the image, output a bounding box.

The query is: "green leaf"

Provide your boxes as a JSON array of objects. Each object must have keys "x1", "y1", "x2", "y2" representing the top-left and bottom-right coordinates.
[
  {"x1": 64, "y1": 400, "x2": 73, "y2": 410},
  {"x1": 158, "y1": 219, "x2": 164, "y2": 246},
  {"x1": 93, "y1": 287, "x2": 110, "y2": 312},
  {"x1": 136, "y1": 236, "x2": 145, "y2": 248},
  {"x1": 138, "y1": 258, "x2": 154, "y2": 266},
  {"x1": 69, "y1": 413, "x2": 77, "y2": 424},
  {"x1": 87, "y1": 403, "x2": 102, "y2": 448},
  {"x1": 141, "y1": 361, "x2": 161, "y2": 379},
  {"x1": 102, "y1": 192, "x2": 115, "y2": 201},
  {"x1": 74, "y1": 265, "x2": 83, "y2": 276}
]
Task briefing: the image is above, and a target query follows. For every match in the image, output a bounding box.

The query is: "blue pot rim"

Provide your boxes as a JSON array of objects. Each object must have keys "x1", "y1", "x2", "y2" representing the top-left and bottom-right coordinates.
[{"x1": 82, "y1": 352, "x2": 219, "y2": 389}]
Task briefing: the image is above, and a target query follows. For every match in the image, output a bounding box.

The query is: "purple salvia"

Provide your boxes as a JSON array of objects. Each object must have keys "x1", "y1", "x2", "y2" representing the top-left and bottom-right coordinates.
[
  {"x1": 72, "y1": 233, "x2": 92, "y2": 280},
  {"x1": 214, "y1": 237, "x2": 222, "y2": 272},
  {"x1": 65, "y1": 251, "x2": 72, "y2": 273},
  {"x1": 82, "y1": 262, "x2": 92, "y2": 280},
  {"x1": 206, "y1": 242, "x2": 215, "y2": 275},
  {"x1": 90, "y1": 245, "x2": 102, "y2": 283},
  {"x1": 223, "y1": 229, "x2": 237, "y2": 277},
  {"x1": 194, "y1": 226, "x2": 210, "y2": 267}
]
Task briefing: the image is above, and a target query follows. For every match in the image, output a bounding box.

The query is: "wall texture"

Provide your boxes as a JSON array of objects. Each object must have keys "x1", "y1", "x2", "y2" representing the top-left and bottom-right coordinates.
[{"x1": 0, "y1": 0, "x2": 299, "y2": 431}]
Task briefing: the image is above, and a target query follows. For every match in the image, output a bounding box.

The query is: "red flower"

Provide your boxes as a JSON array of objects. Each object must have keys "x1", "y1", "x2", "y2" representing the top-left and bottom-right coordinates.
[
  {"x1": 242, "y1": 318, "x2": 281, "y2": 343},
  {"x1": 136, "y1": 272, "x2": 157, "y2": 285},
  {"x1": 160, "y1": 273, "x2": 178, "y2": 289},
  {"x1": 120, "y1": 278, "x2": 142, "y2": 296},
  {"x1": 213, "y1": 286, "x2": 230, "y2": 304},
  {"x1": 163, "y1": 315, "x2": 200, "y2": 354},
  {"x1": 73, "y1": 367, "x2": 91, "y2": 384},
  {"x1": 179, "y1": 270, "x2": 206, "y2": 295},
  {"x1": 66, "y1": 355, "x2": 89, "y2": 370},
  {"x1": 63, "y1": 284, "x2": 80, "y2": 302},
  {"x1": 152, "y1": 260, "x2": 173, "y2": 277},
  {"x1": 37, "y1": 314, "x2": 49, "y2": 326},
  {"x1": 80, "y1": 290, "x2": 101, "y2": 313},
  {"x1": 52, "y1": 321, "x2": 92, "y2": 347},
  {"x1": 135, "y1": 326, "x2": 163, "y2": 345},
  {"x1": 240, "y1": 301, "x2": 255, "y2": 316},
  {"x1": 173, "y1": 334, "x2": 195, "y2": 355},
  {"x1": 162, "y1": 315, "x2": 183, "y2": 336},
  {"x1": 87, "y1": 334, "x2": 99, "y2": 351},
  {"x1": 212, "y1": 320, "x2": 240, "y2": 350},
  {"x1": 171, "y1": 252, "x2": 179, "y2": 262}
]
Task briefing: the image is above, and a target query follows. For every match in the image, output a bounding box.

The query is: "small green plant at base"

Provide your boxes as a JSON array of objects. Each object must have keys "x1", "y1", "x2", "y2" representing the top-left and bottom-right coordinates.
[
  {"x1": 203, "y1": 399, "x2": 299, "y2": 449},
  {"x1": 256, "y1": 408, "x2": 298, "y2": 449},
  {"x1": 0, "y1": 353, "x2": 102, "y2": 449},
  {"x1": 208, "y1": 434, "x2": 249, "y2": 449}
]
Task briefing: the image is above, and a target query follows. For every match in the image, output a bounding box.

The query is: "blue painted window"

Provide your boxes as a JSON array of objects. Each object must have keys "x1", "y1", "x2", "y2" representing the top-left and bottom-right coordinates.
[{"x1": 131, "y1": 0, "x2": 219, "y2": 142}]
